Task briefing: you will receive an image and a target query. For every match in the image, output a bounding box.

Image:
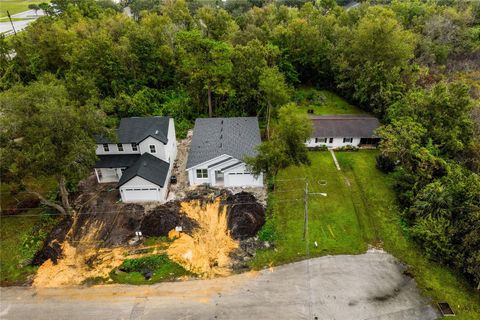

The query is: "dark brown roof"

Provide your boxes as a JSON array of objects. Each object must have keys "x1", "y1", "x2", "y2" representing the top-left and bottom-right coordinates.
[{"x1": 310, "y1": 115, "x2": 380, "y2": 138}]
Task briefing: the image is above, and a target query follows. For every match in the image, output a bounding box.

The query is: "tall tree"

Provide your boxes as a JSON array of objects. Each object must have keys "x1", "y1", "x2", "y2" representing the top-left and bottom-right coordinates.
[
  {"x1": 176, "y1": 31, "x2": 233, "y2": 117},
  {"x1": 0, "y1": 76, "x2": 105, "y2": 215},
  {"x1": 246, "y1": 103, "x2": 312, "y2": 182},
  {"x1": 259, "y1": 66, "x2": 290, "y2": 138}
]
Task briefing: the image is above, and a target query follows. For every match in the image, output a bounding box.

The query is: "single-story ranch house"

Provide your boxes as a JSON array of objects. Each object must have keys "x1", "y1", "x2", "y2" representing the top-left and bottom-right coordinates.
[
  {"x1": 186, "y1": 117, "x2": 263, "y2": 188},
  {"x1": 305, "y1": 115, "x2": 380, "y2": 149},
  {"x1": 94, "y1": 116, "x2": 177, "y2": 203}
]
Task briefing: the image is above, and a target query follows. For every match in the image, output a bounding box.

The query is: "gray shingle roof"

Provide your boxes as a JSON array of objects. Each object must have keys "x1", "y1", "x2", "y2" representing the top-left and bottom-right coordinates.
[
  {"x1": 310, "y1": 115, "x2": 380, "y2": 138},
  {"x1": 186, "y1": 117, "x2": 261, "y2": 169},
  {"x1": 95, "y1": 154, "x2": 140, "y2": 168},
  {"x1": 96, "y1": 117, "x2": 170, "y2": 144},
  {"x1": 118, "y1": 153, "x2": 170, "y2": 187}
]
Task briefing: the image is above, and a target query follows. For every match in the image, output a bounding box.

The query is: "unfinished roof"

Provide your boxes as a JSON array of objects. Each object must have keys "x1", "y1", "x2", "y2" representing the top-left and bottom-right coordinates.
[
  {"x1": 94, "y1": 154, "x2": 140, "y2": 168},
  {"x1": 310, "y1": 115, "x2": 380, "y2": 138},
  {"x1": 96, "y1": 117, "x2": 170, "y2": 144},
  {"x1": 186, "y1": 117, "x2": 261, "y2": 169},
  {"x1": 118, "y1": 153, "x2": 170, "y2": 187}
]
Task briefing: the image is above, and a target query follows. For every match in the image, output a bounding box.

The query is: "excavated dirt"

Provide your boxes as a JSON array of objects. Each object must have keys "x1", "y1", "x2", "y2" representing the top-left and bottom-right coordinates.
[
  {"x1": 31, "y1": 217, "x2": 72, "y2": 266},
  {"x1": 167, "y1": 199, "x2": 239, "y2": 278},
  {"x1": 224, "y1": 192, "x2": 265, "y2": 240},
  {"x1": 31, "y1": 176, "x2": 266, "y2": 286},
  {"x1": 32, "y1": 242, "x2": 137, "y2": 287},
  {"x1": 169, "y1": 130, "x2": 192, "y2": 200},
  {"x1": 139, "y1": 201, "x2": 197, "y2": 237}
]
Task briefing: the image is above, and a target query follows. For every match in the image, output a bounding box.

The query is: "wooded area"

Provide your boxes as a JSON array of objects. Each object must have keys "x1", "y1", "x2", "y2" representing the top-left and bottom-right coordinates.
[{"x1": 0, "y1": 0, "x2": 479, "y2": 289}]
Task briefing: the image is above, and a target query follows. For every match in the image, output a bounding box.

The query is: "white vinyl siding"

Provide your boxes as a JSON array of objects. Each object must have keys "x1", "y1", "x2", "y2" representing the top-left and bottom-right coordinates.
[
  {"x1": 305, "y1": 137, "x2": 361, "y2": 149},
  {"x1": 119, "y1": 176, "x2": 167, "y2": 203},
  {"x1": 186, "y1": 154, "x2": 263, "y2": 187},
  {"x1": 139, "y1": 137, "x2": 166, "y2": 161},
  {"x1": 96, "y1": 143, "x2": 141, "y2": 155}
]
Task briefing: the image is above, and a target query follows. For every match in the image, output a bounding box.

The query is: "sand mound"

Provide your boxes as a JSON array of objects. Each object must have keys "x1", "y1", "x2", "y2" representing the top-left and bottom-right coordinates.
[
  {"x1": 167, "y1": 199, "x2": 239, "y2": 278},
  {"x1": 33, "y1": 242, "x2": 128, "y2": 287}
]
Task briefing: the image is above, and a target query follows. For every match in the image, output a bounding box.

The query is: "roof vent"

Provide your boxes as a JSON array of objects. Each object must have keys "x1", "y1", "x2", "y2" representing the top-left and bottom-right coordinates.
[
  {"x1": 155, "y1": 130, "x2": 159, "y2": 134},
  {"x1": 143, "y1": 161, "x2": 147, "y2": 167}
]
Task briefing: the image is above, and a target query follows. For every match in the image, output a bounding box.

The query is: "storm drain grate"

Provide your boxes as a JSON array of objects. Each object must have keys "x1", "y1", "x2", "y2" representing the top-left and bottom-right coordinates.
[{"x1": 438, "y1": 302, "x2": 455, "y2": 316}]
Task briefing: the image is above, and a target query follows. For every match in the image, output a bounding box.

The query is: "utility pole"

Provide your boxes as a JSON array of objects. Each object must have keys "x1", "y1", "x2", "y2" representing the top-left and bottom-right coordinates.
[
  {"x1": 303, "y1": 177, "x2": 308, "y2": 241},
  {"x1": 6, "y1": 11, "x2": 17, "y2": 36}
]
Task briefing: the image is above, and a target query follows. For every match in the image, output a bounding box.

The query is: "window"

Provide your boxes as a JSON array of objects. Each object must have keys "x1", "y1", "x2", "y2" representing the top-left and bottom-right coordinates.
[
  {"x1": 117, "y1": 144, "x2": 123, "y2": 152},
  {"x1": 329, "y1": 138, "x2": 333, "y2": 143},
  {"x1": 149, "y1": 145, "x2": 156, "y2": 153},
  {"x1": 196, "y1": 169, "x2": 208, "y2": 178},
  {"x1": 131, "y1": 143, "x2": 138, "y2": 151},
  {"x1": 315, "y1": 138, "x2": 327, "y2": 143},
  {"x1": 103, "y1": 144, "x2": 109, "y2": 152},
  {"x1": 343, "y1": 138, "x2": 353, "y2": 143}
]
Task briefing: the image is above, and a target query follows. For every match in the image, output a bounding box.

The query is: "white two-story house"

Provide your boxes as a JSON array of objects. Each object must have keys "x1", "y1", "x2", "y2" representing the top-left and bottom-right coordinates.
[{"x1": 94, "y1": 117, "x2": 177, "y2": 203}]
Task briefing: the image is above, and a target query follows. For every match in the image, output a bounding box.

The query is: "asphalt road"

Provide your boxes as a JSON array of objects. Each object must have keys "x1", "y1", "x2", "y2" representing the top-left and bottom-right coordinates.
[
  {"x1": 0, "y1": 251, "x2": 439, "y2": 320},
  {"x1": 0, "y1": 10, "x2": 45, "y2": 35}
]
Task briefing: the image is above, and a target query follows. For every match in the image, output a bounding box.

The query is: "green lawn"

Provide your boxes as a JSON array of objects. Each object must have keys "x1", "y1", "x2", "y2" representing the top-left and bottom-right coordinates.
[
  {"x1": 0, "y1": 210, "x2": 58, "y2": 285},
  {"x1": 0, "y1": 178, "x2": 57, "y2": 285},
  {"x1": 293, "y1": 87, "x2": 366, "y2": 115},
  {"x1": 110, "y1": 254, "x2": 193, "y2": 285},
  {"x1": 0, "y1": 0, "x2": 44, "y2": 17},
  {"x1": 251, "y1": 150, "x2": 480, "y2": 319},
  {"x1": 0, "y1": 213, "x2": 38, "y2": 284}
]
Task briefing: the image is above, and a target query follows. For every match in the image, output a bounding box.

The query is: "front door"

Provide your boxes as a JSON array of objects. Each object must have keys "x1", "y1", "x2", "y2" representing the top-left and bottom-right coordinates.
[{"x1": 215, "y1": 171, "x2": 224, "y2": 186}]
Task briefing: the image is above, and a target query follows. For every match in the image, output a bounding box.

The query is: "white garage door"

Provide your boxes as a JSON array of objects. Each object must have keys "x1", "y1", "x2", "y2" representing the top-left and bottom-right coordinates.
[
  {"x1": 121, "y1": 187, "x2": 160, "y2": 202},
  {"x1": 226, "y1": 172, "x2": 258, "y2": 187}
]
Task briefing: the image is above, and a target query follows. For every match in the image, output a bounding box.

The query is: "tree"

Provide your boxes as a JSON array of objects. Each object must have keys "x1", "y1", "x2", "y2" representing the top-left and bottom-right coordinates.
[
  {"x1": 196, "y1": 6, "x2": 239, "y2": 41},
  {"x1": 259, "y1": 66, "x2": 290, "y2": 138},
  {"x1": 333, "y1": 6, "x2": 417, "y2": 117},
  {"x1": 176, "y1": 31, "x2": 233, "y2": 117},
  {"x1": 0, "y1": 76, "x2": 105, "y2": 215},
  {"x1": 28, "y1": 4, "x2": 41, "y2": 15},
  {"x1": 409, "y1": 165, "x2": 480, "y2": 284},
  {"x1": 246, "y1": 103, "x2": 311, "y2": 183},
  {"x1": 386, "y1": 82, "x2": 474, "y2": 159},
  {"x1": 229, "y1": 40, "x2": 279, "y2": 116}
]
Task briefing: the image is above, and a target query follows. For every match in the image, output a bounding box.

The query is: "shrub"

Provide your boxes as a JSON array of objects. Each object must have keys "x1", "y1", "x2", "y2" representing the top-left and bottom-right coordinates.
[
  {"x1": 376, "y1": 154, "x2": 396, "y2": 173},
  {"x1": 335, "y1": 145, "x2": 359, "y2": 152},
  {"x1": 308, "y1": 145, "x2": 328, "y2": 151}
]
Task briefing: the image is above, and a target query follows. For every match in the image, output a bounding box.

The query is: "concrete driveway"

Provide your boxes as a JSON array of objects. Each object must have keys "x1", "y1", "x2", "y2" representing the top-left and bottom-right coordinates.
[{"x1": 0, "y1": 251, "x2": 439, "y2": 320}]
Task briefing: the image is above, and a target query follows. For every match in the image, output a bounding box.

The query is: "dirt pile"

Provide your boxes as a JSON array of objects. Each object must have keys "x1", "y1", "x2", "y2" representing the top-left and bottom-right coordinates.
[
  {"x1": 31, "y1": 217, "x2": 72, "y2": 266},
  {"x1": 71, "y1": 182, "x2": 145, "y2": 247},
  {"x1": 32, "y1": 242, "x2": 131, "y2": 287},
  {"x1": 139, "y1": 201, "x2": 197, "y2": 237},
  {"x1": 224, "y1": 192, "x2": 265, "y2": 240},
  {"x1": 167, "y1": 199, "x2": 239, "y2": 278}
]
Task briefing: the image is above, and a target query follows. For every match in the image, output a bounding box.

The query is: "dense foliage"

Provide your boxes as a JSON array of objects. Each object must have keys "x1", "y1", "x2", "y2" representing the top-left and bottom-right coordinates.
[{"x1": 0, "y1": 0, "x2": 479, "y2": 286}]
